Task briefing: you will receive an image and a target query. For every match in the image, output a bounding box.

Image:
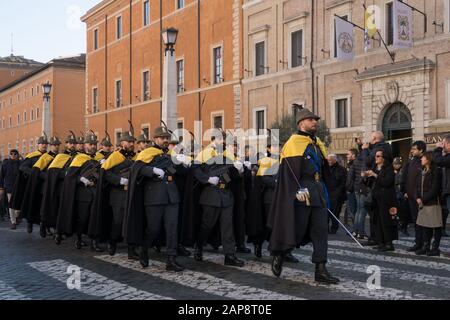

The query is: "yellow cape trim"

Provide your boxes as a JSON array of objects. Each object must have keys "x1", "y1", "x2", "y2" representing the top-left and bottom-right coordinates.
[
  {"x1": 94, "y1": 152, "x2": 105, "y2": 162},
  {"x1": 257, "y1": 157, "x2": 279, "y2": 176},
  {"x1": 136, "y1": 147, "x2": 164, "y2": 164},
  {"x1": 25, "y1": 151, "x2": 43, "y2": 159},
  {"x1": 70, "y1": 153, "x2": 94, "y2": 168},
  {"x1": 33, "y1": 153, "x2": 55, "y2": 171},
  {"x1": 280, "y1": 135, "x2": 327, "y2": 162},
  {"x1": 195, "y1": 145, "x2": 217, "y2": 163},
  {"x1": 48, "y1": 154, "x2": 72, "y2": 169},
  {"x1": 101, "y1": 151, "x2": 126, "y2": 170}
]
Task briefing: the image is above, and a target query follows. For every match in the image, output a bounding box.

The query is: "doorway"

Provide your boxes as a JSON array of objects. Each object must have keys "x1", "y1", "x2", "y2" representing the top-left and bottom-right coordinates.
[{"x1": 381, "y1": 102, "x2": 412, "y2": 161}]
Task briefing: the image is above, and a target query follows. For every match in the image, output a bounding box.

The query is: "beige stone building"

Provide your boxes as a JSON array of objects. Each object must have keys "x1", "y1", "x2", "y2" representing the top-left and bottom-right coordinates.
[{"x1": 242, "y1": 0, "x2": 450, "y2": 160}]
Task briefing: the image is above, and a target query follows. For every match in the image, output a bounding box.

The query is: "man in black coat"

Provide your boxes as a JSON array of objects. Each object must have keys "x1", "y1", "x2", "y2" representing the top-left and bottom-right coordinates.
[
  {"x1": 327, "y1": 154, "x2": 347, "y2": 234},
  {"x1": 433, "y1": 135, "x2": 450, "y2": 237},
  {"x1": 0, "y1": 150, "x2": 21, "y2": 229},
  {"x1": 401, "y1": 141, "x2": 426, "y2": 251}
]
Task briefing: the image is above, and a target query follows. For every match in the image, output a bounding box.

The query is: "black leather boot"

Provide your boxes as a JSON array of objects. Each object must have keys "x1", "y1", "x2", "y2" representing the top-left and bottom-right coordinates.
[
  {"x1": 55, "y1": 234, "x2": 62, "y2": 245},
  {"x1": 224, "y1": 254, "x2": 245, "y2": 267},
  {"x1": 177, "y1": 245, "x2": 192, "y2": 257},
  {"x1": 284, "y1": 251, "x2": 299, "y2": 263},
  {"x1": 378, "y1": 242, "x2": 395, "y2": 252},
  {"x1": 75, "y1": 235, "x2": 83, "y2": 250},
  {"x1": 315, "y1": 263, "x2": 340, "y2": 284},
  {"x1": 139, "y1": 246, "x2": 149, "y2": 268},
  {"x1": 415, "y1": 242, "x2": 430, "y2": 255},
  {"x1": 27, "y1": 223, "x2": 33, "y2": 234},
  {"x1": 194, "y1": 245, "x2": 203, "y2": 261},
  {"x1": 108, "y1": 241, "x2": 117, "y2": 256},
  {"x1": 46, "y1": 227, "x2": 54, "y2": 237},
  {"x1": 236, "y1": 245, "x2": 251, "y2": 254},
  {"x1": 166, "y1": 256, "x2": 185, "y2": 272},
  {"x1": 40, "y1": 224, "x2": 47, "y2": 238},
  {"x1": 407, "y1": 244, "x2": 422, "y2": 252},
  {"x1": 128, "y1": 245, "x2": 140, "y2": 260},
  {"x1": 271, "y1": 255, "x2": 284, "y2": 278},
  {"x1": 254, "y1": 244, "x2": 262, "y2": 258},
  {"x1": 90, "y1": 239, "x2": 104, "y2": 252}
]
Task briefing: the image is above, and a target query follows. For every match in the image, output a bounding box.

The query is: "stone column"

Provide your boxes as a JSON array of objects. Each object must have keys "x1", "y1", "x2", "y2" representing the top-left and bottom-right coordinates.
[
  {"x1": 42, "y1": 96, "x2": 51, "y2": 136},
  {"x1": 162, "y1": 50, "x2": 177, "y2": 131}
]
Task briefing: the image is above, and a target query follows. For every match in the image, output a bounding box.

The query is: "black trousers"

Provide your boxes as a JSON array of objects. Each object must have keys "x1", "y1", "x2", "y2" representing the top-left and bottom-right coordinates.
[
  {"x1": 329, "y1": 200, "x2": 344, "y2": 231},
  {"x1": 252, "y1": 203, "x2": 272, "y2": 245},
  {"x1": 233, "y1": 205, "x2": 246, "y2": 247},
  {"x1": 407, "y1": 197, "x2": 423, "y2": 246},
  {"x1": 198, "y1": 205, "x2": 236, "y2": 255},
  {"x1": 111, "y1": 205, "x2": 125, "y2": 242},
  {"x1": 144, "y1": 204, "x2": 178, "y2": 256},
  {"x1": 75, "y1": 201, "x2": 92, "y2": 236},
  {"x1": 293, "y1": 204, "x2": 328, "y2": 264},
  {"x1": 374, "y1": 205, "x2": 394, "y2": 245}
]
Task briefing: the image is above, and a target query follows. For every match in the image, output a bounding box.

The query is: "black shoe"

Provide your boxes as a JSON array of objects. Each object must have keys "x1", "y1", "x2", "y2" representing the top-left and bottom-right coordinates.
[
  {"x1": 284, "y1": 252, "x2": 299, "y2": 263},
  {"x1": 415, "y1": 243, "x2": 430, "y2": 256},
  {"x1": 27, "y1": 223, "x2": 33, "y2": 234},
  {"x1": 407, "y1": 244, "x2": 421, "y2": 252},
  {"x1": 166, "y1": 256, "x2": 185, "y2": 272},
  {"x1": 362, "y1": 240, "x2": 377, "y2": 247},
  {"x1": 46, "y1": 228, "x2": 54, "y2": 237},
  {"x1": 236, "y1": 245, "x2": 251, "y2": 254},
  {"x1": 40, "y1": 224, "x2": 47, "y2": 238},
  {"x1": 271, "y1": 255, "x2": 284, "y2": 277},
  {"x1": 254, "y1": 244, "x2": 262, "y2": 258},
  {"x1": 128, "y1": 246, "x2": 140, "y2": 260},
  {"x1": 378, "y1": 243, "x2": 395, "y2": 252},
  {"x1": 224, "y1": 254, "x2": 244, "y2": 267},
  {"x1": 152, "y1": 245, "x2": 162, "y2": 253},
  {"x1": 108, "y1": 242, "x2": 117, "y2": 256},
  {"x1": 177, "y1": 245, "x2": 191, "y2": 257},
  {"x1": 10, "y1": 223, "x2": 17, "y2": 230},
  {"x1": 55, "y1": 234, "x2": 62, "y2": 245},
  {"x1": 194, "y1": 245, "x2": 203, "y2": 261},
  {"x1": 315, "y1": 263, "x2": 340, "y2": 284},
  {"x1": 90, "y1": 240, "x2": 104, "y2": 252},
  {"x1": 75, "y1": 239, "x2": 82, "y2": 250},
  {"x1": 139, "y1": 246, "x2": 149, "y2": 268}
]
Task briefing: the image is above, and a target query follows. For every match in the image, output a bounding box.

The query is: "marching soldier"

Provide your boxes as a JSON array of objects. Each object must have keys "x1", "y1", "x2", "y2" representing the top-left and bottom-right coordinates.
[
  {"x1": 268, "y1": 107, "x2": 340, "y2": 284},
  {"x1": 124, "y1": 126, "x2": 186, "y2": 271},
  {"x1": 9, "y1": 134, "x2": 48, "y2": 229},
  {"x1": 136, "y1": 133, "x2": 151, "y2": 153},
  {"x1": 98, "y1": 132, "x2": 114, "y2": 160},
  {"x1": 21, "y1": 135, "x2": 60, "y2": 234},
  {"x1": 192, "y1": 132, "x2": 245, "y2": 267},
  {"x1": 76, "y1": 134, "x2": 85, "y2": 153},
  {"x1": 56, "y1": 131, "x2": 103, "y2": 251},
  {"x1": 89, "y1": 128, "x2": 137, "y2": 258},
  {"x1": 42, "y1": 132, "x2": 78, "y2": 240}
]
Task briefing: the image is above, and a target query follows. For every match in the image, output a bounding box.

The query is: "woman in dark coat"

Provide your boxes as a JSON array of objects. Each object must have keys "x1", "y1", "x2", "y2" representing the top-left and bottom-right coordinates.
[
  {"x1": 415, "y1": 151, "x2": 443, "y2": 256},
  {"x1": 363, "y1": 149, "x2": 398, "y2": 252}
]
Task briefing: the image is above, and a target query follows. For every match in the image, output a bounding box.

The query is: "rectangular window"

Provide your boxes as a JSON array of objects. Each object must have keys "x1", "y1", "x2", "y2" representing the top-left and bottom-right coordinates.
[
  {"x1": 291, "y1": 30, "x2": 303, "y2": 68},
  {"x1": 24, "y1": 111, "x2": 27, "y2": 122},
  {"x1": 31, "y1": 87, "x2": 34, "y2": 96},
  {"x1": 334, "y1": 15, "x2": 348, "y2": 58},
  {"x1": 177, "y1": 121, "x2": 184, "y2": 129},
  {"x1": 94, "y1": 29, "x2": 99, "y2": 50},
  {"x1": 36, "y1": 107, "x2": 39, "y2": 118},
  {"x1": 335, "y1": 98, "x2": 348, "y2": 128},
  {"x1": 177, "y1": 0, "x2": 185, "y2": 9},
  {"x1": 116, "y1": 80, "x2": 122, "y2": 107},
  {"x1": 142, "y1": 127, "x2": 149, "y2": 138},
  {"x1": 117, "y1": 16, "x2": 122, "y2": 39},
  {"x1": 255, "y1": 41, "x2": 266, "y2": 76},
  {"x1": 256, "y1": 110, "x2": 265, "y2": 132},
  {"x1": 93, "y1": 88, "x2": 98, "y2": 113},
  {"x1": 115, "y1": 131, "x2": 122, "y2": 146},
  {"x1": 31, "y1": 109, "x2": 34, "y2": 120},
  {"x1": 386, "y1": 2, "x2": 394, "y2": 46},
  {"x1": 143, "y1": 1, "x2": 150, "y2": 26},
  {"x1": 143, "y1": 71, "x2": 150, "y2": 101},
  {"x1": 292, "y1": 104, "x2": 303, "y2": 120},
  {"x1": 213, "y1": 115, "x2": 223, "y2": 129},
  {"x1": 176, "y1": 60, "x2": 184, "y2": 93},
  {"x1": 17, "y1": 114, "x2": 20, "y2": 125},
  {"x1": 213, "y1": 46, "x2": 223, "y2": 84}
]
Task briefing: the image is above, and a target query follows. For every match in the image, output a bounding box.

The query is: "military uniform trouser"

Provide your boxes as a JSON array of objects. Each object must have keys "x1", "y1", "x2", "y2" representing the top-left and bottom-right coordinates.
[
  {"x1": 253, "y1": 203, "x2": 272, "y2": 245},
  {"x1": 76, "y1": 201, "x2": 92, "y2": 236},
  {"x1": 144, "y1": 204, "x2": 178, "y2": 256},
  {"x1": 111, "y1": 205, "x2": 125, "y2": 242},
  {"x1": 294, "y1": 204, "x2": 328, "y2": 264},
  {"x1": 198, "y1": 205, "x2": 236, "y2": 255}
]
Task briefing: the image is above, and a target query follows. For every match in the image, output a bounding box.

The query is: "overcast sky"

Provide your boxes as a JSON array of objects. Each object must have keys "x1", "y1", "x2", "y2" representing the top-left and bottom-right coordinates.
[{"x1": 0, "y1": 0, "x2": 101, "y2": 63}]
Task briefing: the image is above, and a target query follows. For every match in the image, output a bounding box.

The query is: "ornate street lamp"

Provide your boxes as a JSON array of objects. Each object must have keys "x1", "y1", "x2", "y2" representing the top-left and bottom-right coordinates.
[
  {"x1": 42, "y1": 81, "x2": 52, "y2": 101},
  {"x1": 161, "y1": 27, "x2": 179, "y2": 55}
]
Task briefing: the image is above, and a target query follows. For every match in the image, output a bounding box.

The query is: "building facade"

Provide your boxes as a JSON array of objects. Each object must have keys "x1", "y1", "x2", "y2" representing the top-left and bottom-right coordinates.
[
  {"x1": 242, "y1": 0, "x2": 450, "y2": 160},
  {"x1": 0, "y1": 55, "x2": 43, "y2": 89},
  {"x1": 82, "y1": 0, "x2": 243, "y2": 146},
  {"x1": 0, "y1": 55, "x2": 86, "y2": 159}
]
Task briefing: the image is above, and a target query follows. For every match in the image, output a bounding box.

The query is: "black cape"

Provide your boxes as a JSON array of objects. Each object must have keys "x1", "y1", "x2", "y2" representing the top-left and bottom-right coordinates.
[{"x1": 246, "y1": 175, "x2": 266, "y2": 243}]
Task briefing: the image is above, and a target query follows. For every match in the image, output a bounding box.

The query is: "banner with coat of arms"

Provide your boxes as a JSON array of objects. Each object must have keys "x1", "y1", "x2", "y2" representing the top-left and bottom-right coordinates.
[
  {"x1": 393, "y1": 0, "x2": 413, "y2": 48},
  {"x1": 335, "y1": 17, "x2": 355, "y2": 61}
]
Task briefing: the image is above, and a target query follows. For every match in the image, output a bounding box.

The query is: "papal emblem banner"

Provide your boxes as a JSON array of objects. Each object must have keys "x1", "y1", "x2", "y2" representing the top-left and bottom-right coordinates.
[
  {"x1": 393, "y1": 0, "x2": 413, "y2": 48},
  {"x1": 335, "y1": 17, "x2": 354, "y2": 61}
]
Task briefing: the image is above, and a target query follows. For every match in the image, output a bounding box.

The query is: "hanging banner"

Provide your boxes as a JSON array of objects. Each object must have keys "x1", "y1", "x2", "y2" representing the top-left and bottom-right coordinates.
[
  {"x1": 335, "y1": 17, "x2": 355, "y2": 61},
  {"x1": 393, "y1": 0, "x2": 413, "y2": 48}
]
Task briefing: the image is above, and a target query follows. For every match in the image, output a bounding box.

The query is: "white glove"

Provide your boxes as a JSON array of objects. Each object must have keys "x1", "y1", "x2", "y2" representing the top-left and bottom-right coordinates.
[
  {"x1": 80, "y1": 177, "x2": 93, "y2": 187},
  {"x1": 234, "y1": 161, "x2": 244, "y2": 173},
  {"x1": 153, "y1": 167, "x2": 165, "y2": 179},
  {"x1": 208, "y1": 177, "x2": 220, "y2": 186},
  {"x1": 176, "y1": 154, "x2": 186, "y2": 163},
  {"x1": 120, "y1": 178, "x2": 129, "y2": 186},
  {"x1": 244, "y1": 161, "x2": 252, "y2": 170},
  {"x1": 100, "y1": 159, "x2": 106, "y2": 165}
]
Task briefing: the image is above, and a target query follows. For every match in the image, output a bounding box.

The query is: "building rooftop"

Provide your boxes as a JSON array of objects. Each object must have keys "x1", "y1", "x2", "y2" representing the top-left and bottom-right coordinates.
[
  {"x1": 0, "y1": 54, "x2": 43, "y2": 67},
  {"x1": 0, "y1": 54, "x2": 86, "y2": 93}
]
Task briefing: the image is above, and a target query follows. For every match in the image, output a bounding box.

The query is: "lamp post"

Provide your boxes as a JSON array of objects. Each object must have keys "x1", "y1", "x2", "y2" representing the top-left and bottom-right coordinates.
[
  {"x1": 42, "y1": 81, "x2": 52, "y2": 137},
  {"x1": 161, "y1": 27, "x2": 179, "y2": 131}
]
